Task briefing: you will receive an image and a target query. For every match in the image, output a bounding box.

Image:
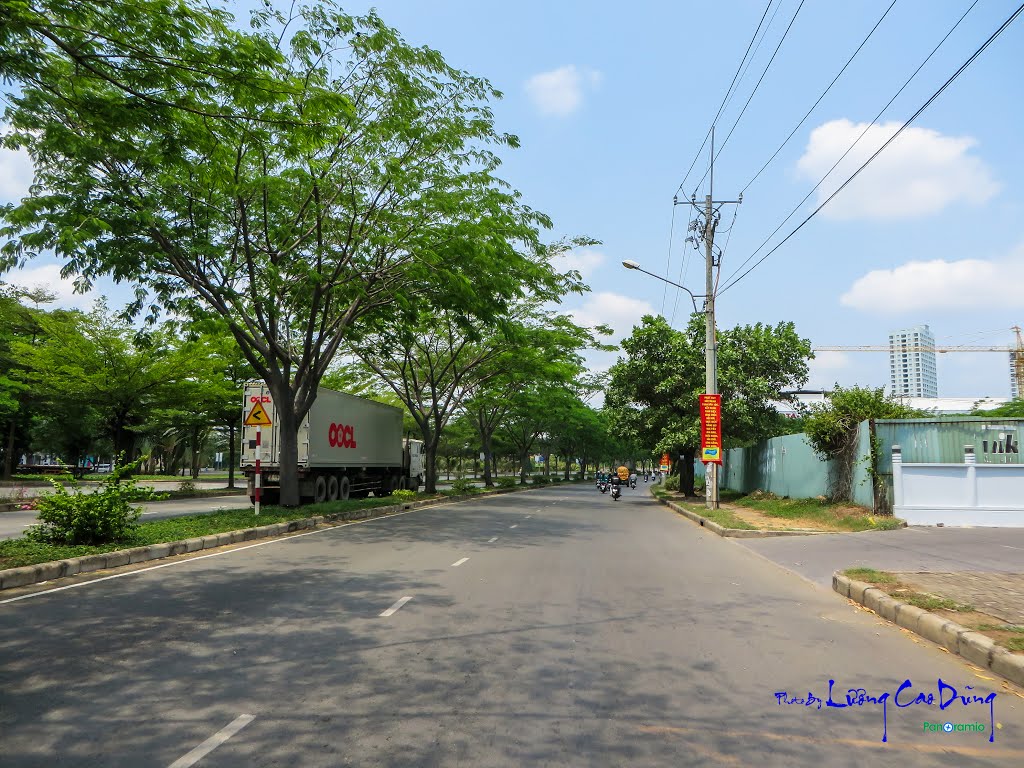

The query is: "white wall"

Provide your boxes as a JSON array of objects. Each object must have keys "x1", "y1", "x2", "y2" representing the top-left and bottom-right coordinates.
[{"x1": 893, "y1": 448, "x2": 1024, "y2": 526}]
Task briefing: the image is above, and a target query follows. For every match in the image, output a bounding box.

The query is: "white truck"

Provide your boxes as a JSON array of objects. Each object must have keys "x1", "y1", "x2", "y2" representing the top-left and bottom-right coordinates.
[{"x1": 240, "y1": 381, "x2": 424, "y2": 505}]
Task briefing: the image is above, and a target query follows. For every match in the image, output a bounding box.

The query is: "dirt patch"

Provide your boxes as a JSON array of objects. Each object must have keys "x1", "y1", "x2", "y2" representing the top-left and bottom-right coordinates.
[{"x1": 725, "y1": 505, "x2": 833, "y2": 532}]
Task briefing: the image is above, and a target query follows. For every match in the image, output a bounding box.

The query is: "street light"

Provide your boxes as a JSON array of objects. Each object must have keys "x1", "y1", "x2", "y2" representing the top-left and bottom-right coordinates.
[
  {"x1": 621, "y1": 258, "x2": 718, "y2": 510},
  {"x1": 621, "y1": 260, "x2": 703, "y2": 314}
]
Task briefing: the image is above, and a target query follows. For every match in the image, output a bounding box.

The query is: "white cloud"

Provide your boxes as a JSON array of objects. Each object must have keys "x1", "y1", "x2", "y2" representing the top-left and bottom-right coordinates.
[
  {"x1": 558, "y1": 248, "x2": 605, "y2": 280},
  {"x1": 796, "y1": 119, "x2": 998, "y2": 219},
  {"x1": 840, "y1": 246, "x2": 1024, "y2": 313},
  {"x1": 5, "y1": 264, "x2": 99, "y2": 309},
  {"x1": 524, "y1": 65, "x2": 601, "y2": 117},
  {"x1": 0, "y1": 141, "x2": 34, "y2": 203},
  {"x1": 570, "y1": 291, "x2": 655, "y2": 341}
]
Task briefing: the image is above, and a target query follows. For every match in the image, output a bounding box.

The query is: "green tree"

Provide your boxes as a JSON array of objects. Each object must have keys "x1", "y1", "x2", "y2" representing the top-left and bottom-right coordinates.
[
  {"x1": 2, "y1": 3, "x2": 575, "y2": 506},
  {"x1": 606, "y1": 314, "x2": 812, "y2": 495},
  {"x1": 803, "y1": 385, "x2": 926, "y2": 502}
]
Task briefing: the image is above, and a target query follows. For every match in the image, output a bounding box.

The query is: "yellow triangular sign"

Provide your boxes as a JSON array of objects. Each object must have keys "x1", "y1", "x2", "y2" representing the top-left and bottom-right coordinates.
[{"x1": 244, "y1": 402, "x2": 273, "y2": 427}]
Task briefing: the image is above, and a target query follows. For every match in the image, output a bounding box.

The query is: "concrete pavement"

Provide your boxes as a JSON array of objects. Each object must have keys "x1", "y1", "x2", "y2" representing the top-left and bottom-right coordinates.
[
  {"x1": 1, "y1": 484, "x2": 1022, "y2": 766},
  {"x1": 738, "y1": 525, "x2": 1024, "y2": 587}
]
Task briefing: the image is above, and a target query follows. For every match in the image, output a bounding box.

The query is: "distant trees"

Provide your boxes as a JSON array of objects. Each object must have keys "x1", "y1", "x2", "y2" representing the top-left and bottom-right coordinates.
[
  {"x1": 0, "y1": 290, "x2": 250, "y2": 478},
  {"x1": 606, "y1": 315, "x2": 812, "y2": 495}
]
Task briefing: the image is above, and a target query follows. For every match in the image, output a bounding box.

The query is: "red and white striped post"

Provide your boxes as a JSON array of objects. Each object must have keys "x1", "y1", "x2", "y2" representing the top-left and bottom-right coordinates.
[{"x1": 254, "y1": 428, "x2": 262, "y2": 516}]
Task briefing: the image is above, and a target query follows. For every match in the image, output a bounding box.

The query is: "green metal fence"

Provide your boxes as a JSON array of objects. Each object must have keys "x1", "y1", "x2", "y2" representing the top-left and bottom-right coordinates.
[{"x1": 719, "y1": 417, "x2": 1022, "y2": 512}]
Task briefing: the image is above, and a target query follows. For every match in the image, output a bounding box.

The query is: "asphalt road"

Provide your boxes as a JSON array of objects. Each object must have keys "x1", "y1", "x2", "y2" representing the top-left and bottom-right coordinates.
[
  {"x1": 740, "y1": 526, "x2": 1024, "y2": 587},
  {"x1": 1, "y1": 484, "x2": 1022, "y2": 766}
]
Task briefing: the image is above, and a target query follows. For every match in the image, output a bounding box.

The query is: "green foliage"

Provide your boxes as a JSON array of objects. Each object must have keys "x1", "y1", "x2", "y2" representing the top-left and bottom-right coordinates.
[
  {"x1": 451, "y1": 478, "x2": 478, "y2": 494},
  {"x1": 531, "y1": 474, "x2": 550, "y2": 486},
  {"x1": 391, "y1": 489, "x2": 416, "y2": 502},
  {"x1": 496, "y1": 477, "x2": 517, "y2": 489},
  {"x1": 177, "y1": 479, "x2": 196, "y2": 494},
  {"x1": 25, "y1": 455, "x2": 167, "y2": 545},
  {"x1": 974, "y1": 399, "x2": 1024, "y2": 418},
  {"x1": 663, "y1": 475, "x2": 680, "y2": 492},
  {"x1": 803, "y1": 386, "x2": 925, "y2": 460}
]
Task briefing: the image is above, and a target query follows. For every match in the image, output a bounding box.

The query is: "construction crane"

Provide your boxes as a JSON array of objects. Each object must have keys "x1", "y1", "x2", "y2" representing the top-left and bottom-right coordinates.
[{"x1": 813, "y1": 325, "x2": 1024, "y2": 397}]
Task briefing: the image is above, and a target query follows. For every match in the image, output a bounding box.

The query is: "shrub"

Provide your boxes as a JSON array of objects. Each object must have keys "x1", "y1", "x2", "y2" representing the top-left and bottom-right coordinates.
[
  {"x1": 531, "y1": 474, "x2": 550, "y2": 486},
  {"x1": 178, "y1": 479, "x2": 196, "y2": 494},
  {"x1": 26, "y1": 455, "x2": 167, "y2": 545},
  {"x1": 496, "y1": 477, "x2": 517, "y2": 489},
  {"x1": 392, "y1": 489, "x2": 416, "y2": 502},
  {"x1": 451, "y1": 478, "x2": 478, "y2": 494},
  {"x1": 550, "y1": 476, "x2": 562, "y2": 483},
  {"x1": 663, "y1": 475, "x2": 680, "y2": 492}
]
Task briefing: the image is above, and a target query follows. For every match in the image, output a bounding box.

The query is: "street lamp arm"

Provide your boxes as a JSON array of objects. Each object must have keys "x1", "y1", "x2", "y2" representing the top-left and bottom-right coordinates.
[{"x1": 621, "y1": 260, "x2": 705, "y2": 310}]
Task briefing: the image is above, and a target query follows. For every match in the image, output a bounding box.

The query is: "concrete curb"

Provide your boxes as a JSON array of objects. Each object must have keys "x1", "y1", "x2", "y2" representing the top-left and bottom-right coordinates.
[
  {"x1": 653, "y1": 492, "x2": 825, "y2": 538},
  {"x1": 0, "y1": 482, "x2": 569, "y2": 592},
  {"x1": 833, "y1": 572, "x2": 1024, "y2": 688}
]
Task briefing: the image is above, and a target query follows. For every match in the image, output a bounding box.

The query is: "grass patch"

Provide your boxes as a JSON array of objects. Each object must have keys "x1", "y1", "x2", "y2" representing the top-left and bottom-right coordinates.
[
  {"x1": 733, "y1": 494, "x2": 903, "y2": 532},
  {"x1": 977, "y1": 624, "x2": 1024, "y2": 634},
  {"x1": 899, "y1": 594, "x2": 974, "y2": 612},
  {"x1": 652, "y1": 487, "x2": 757, "y2": 530},
  {"x1": 1007, "y1": 638, "x2": 1024, "y2": 652},
  {"x1": 843, "y1": 567, "x2": 898, "y2": 583}
]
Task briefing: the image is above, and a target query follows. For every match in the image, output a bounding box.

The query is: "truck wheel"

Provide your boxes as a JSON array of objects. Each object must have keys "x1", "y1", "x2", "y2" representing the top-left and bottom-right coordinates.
[
  {"x1": 314, "y1": 475, "x2": 328, "y2": 504},
  {"x1": 338, "y1": 476, "x2": 350, "y2": 501},
  {"x1": 327, "y1": 475, "x2": 339, "y2": 501}
]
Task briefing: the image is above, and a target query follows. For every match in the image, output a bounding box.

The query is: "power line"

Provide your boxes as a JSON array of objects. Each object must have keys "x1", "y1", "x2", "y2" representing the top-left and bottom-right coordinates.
[
  {"x1": 741, "y1": 0, "x2": 899, "y2": 193},
  {"x1": 694, "y1": 0, "x2": 807, "y2": 190},
  {"x1": 659, "y1": 202, "x2": 677, "y2": 316},
  {"x1": 719, "y1": 0, "x2": 1023, "y2": 295},
  {"x1": 674, "y1": 0, "x2": 777, "y2": 196}
]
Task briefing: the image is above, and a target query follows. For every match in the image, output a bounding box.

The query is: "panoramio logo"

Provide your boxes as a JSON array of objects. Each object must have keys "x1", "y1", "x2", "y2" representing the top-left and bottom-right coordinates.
[{"x1": 924, "y1": 721, "x2": 986, "y2": 734}]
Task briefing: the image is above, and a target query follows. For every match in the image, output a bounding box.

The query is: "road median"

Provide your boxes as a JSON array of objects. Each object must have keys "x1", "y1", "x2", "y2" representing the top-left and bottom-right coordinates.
[{"x1": 651, "y1": 487, "x2": 826, "y2": 538}]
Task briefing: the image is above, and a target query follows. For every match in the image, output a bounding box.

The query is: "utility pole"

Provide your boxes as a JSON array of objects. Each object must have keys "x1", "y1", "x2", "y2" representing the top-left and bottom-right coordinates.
[{"x1": 679, "y1": 127, "x2": 740, "y2": 509}]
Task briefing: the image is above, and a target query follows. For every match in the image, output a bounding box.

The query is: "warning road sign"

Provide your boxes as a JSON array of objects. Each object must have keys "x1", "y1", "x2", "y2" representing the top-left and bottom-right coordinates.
[{"x1": 244, "y1": 402, "x2": 273, "y2": 427}]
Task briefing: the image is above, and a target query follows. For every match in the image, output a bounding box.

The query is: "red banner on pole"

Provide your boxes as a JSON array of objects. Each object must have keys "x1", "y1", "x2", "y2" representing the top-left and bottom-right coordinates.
[{"x1": 699, "y1": 394, "x2": 722, "y2": 464}]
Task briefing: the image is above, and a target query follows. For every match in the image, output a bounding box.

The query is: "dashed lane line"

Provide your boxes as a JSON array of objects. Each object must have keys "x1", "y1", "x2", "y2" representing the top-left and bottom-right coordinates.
[
  {"x1": 168, "y1": 714, "x2": 254, "y2": 768},
  {"x1": 509, "y1": 524, "x2": 518, "y2": 529},
  {"x1": 488, "y1": 536, "x2": 498, "y2": 543},
  {"x1": 451, "y1": 557, "x2": 469, "y2": 567},
  {"x1": 380, "y1": 596, "x2": 413, "y2": 617}
]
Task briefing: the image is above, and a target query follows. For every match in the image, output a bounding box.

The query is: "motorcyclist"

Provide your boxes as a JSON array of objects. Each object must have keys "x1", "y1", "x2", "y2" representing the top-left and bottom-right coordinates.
[
  {"x1": 629, "y1": 471, "x2": 637, "y2": 489},
  {"x1": 610, "y1": 473, "x2": 621, "y2": 495}
]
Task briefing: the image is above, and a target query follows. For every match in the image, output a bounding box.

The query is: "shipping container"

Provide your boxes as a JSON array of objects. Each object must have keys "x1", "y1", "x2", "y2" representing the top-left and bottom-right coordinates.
[{"x1": 240, "y1": 381, "x2": 424, "y2": 504}]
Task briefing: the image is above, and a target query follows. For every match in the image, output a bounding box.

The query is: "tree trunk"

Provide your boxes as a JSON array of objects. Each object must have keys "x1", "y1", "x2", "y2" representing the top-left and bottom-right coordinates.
[
  {"x1": 424, "y1": 440, "x2": 440, "y2": 494},
  {"x1": 563, "y1": 454, "x2": 571, "y2": 480},
  {"x1": 268, "y1": 383, "x2": 301, "y2": 507},
  {"x1": 227, "y1": 422, "x2": 237, "y2": 489},
  {"x1": 481, "y1": 433, "x2": 494, "y2": 487},
  {"x1": 519, "y1": 449, "x2": 529, "y2": 484},
  {"x1": 191, "y1": 426, "x2": 201, "y2": 479},
  {"x1": 680, "y1": 449, "x2": 696, "y2": 496},
  {"x1": 2, "y1": 419, "x2": 15, "y2": 480}
]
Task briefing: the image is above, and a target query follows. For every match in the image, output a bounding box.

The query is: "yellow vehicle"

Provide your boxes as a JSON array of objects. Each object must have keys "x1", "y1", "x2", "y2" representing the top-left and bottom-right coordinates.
[{"x1": 617, "y1": 466, "x2": 630, "y2": 481}]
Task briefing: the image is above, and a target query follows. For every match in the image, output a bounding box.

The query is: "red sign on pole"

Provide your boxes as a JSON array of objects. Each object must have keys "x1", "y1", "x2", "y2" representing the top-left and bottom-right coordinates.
[{"x1": 699, "y1": 394, "x2": 722, "y2": 464}]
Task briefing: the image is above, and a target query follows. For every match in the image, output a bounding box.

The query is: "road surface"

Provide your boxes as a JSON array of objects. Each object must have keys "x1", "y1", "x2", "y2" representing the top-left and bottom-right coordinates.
[{"x1": 1, "y1": 484, "x2": 1021, "y2": 766}]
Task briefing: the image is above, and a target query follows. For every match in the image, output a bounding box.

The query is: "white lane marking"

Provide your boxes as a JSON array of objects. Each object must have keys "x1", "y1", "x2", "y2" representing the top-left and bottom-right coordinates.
[
  {"x1": 0, "y1": 493, "x2": 528, "y2": 606},
  {"x1": 488, "y1": 536, "x2": 498, "y2": 543},
  {"x1": 1002, "y1": 545, "x2": 1023, "y2": 550},
  {"x1": 380, "y1": 596, "x2": 413, "y2": 617},
  {"x1": 451, "y1": 557, "x2": 469, "y2": 567},
  {"x1": 509, "y1": 524, "x2": 518, "y2": 529},
  {"x1": 525, "y1": 515, "x2": 532, "y2": 519},
  {"x1": 168, "y1": 714, "x2": 254, "y2": 768}
]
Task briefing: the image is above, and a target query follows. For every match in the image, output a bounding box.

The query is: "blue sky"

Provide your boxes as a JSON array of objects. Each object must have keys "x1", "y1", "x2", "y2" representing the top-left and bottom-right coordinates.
[{"x1": 3, "y1": 0, "x2": 1023, "y2": 399}]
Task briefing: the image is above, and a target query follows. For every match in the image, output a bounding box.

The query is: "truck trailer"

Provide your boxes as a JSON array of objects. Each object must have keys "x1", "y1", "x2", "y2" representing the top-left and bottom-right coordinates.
[{"x1": 240, "y1": 381, "x2": 424, "y2": 505}]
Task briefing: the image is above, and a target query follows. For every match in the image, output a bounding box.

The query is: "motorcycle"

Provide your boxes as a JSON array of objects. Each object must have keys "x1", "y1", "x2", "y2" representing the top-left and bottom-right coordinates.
[
  {"x1": 599, "y1": 481, "x2": 608, "y2": 494},
  {"x1": 611, "y1": 483, "x2": 621, "y2": 501},
  {"x1": 629, "y1": 478, "x2": 637, "y2": 489}
]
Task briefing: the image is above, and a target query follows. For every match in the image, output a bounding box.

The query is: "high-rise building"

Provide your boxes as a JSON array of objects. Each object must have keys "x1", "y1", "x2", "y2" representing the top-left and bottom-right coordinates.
[
  {"x1": 889, "y1": 325, "x2": 938, "y2": 397},
  {"x1": 1012, "y1": 352, "x2": 1020, "y2": 399}
]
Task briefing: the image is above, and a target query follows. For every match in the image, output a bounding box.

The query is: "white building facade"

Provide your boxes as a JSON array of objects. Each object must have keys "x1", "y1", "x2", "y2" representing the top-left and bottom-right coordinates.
[{"x1": 889, "y1": 325, "x2": 938, "y2": 398}]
